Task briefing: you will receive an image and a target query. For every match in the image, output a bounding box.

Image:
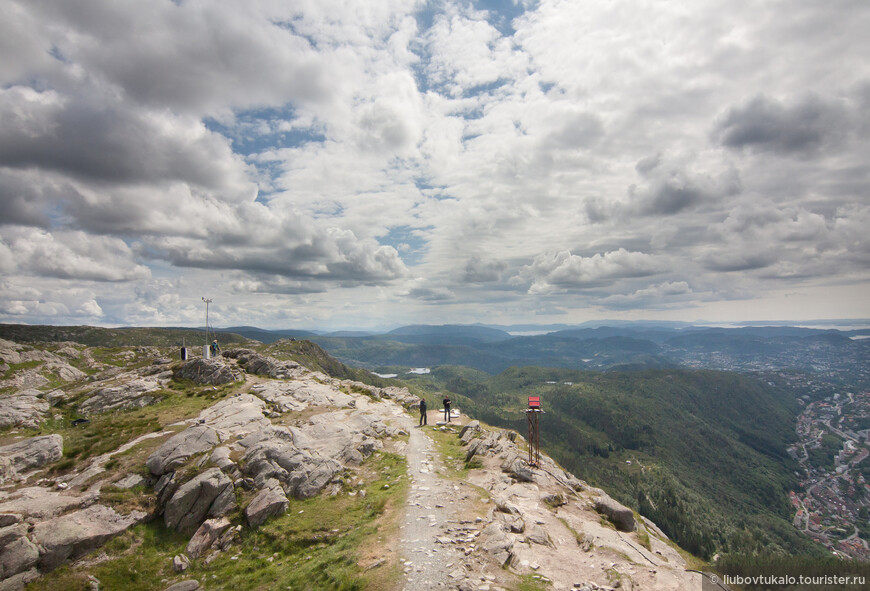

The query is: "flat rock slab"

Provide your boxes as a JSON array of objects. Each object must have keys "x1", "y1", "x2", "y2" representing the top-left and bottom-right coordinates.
[
  {"x1": 164, "y1": 580, "x2": 200, "y2": 591},
  {"x1": 197, "y1": 394, "x2": 269, "y2": 438},
  {"x1": 248, "y1": 382, "x2": 306, "y2": 412},
  {"x1": 79, "y1": 377, "x2": 162, "y2": 415},
  {"x1": 278, "y1": 380, "x2": 354, "y2": 408},
  {"x1": 0, "y1": 487, "x2": 100, "y2": 521},
  {"x1": 32, "y1": 504, "x2": 147, "y2": 572},
  {"x1": 0, "y1": 390, "x2": 49, "y2": 430},
  {"x1": 147, "y1": 425, "x2": 220, "y2": 476},
  {"x1": 0, "y1": 435, "x2": 63, "y2": 484}
]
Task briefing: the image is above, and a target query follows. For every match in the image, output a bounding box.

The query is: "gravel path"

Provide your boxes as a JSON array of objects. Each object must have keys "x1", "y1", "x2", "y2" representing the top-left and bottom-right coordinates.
[{"x1": 399, "y1": 421, "x2": 471, "y2": 591}]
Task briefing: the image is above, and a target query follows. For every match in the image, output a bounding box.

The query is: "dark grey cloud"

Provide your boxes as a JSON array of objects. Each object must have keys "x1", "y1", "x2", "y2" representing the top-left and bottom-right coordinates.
[
  {"x1": 701, "y1": 249, "x2": 778, "y2": 273},
  {"x1": 19, "y1": 0, "x2": 330, "y2": 115},
  {"x1": 713, "y1": 94, "x2": 850, "y2": 155},
  {"x1": 462, "y1": 255, "x2": 506, "y2": 283},
  {"x1": 152, "y1": 227, "x2": 406, "y2": 285},
  {"x1": 0, "y1": 171, "x2": 53, "y2": 227},
  {"x1": 628, "y1": 160, "x2": 742, "y2": 217},
  {"x1": 0, "y1": 87, "x2": 249, "y2": 191}
]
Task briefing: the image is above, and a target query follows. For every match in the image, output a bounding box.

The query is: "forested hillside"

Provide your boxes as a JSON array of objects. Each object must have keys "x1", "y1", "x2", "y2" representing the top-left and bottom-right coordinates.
[{"x1": 403, "y1": 365, "x2": 828, "y2": 559}]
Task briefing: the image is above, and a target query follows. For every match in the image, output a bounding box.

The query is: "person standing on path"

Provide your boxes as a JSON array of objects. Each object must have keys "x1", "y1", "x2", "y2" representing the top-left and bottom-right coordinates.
[
  {"x1": 419, "y1": 398, "x2": 427, "y2": 426},
  {"x1": 443, "y1": 395, "x2": 451, "y2": 422}
]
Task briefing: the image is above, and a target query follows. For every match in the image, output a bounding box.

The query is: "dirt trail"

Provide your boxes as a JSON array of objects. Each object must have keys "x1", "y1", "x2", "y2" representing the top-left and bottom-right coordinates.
[{"x1": 399, "y1": 415, "x2": 478, "y2": 591}]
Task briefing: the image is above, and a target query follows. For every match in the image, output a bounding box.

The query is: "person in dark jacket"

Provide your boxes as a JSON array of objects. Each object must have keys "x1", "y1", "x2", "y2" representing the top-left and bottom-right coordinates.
[
  {"x1": 419, "y1": 398, "x2": 427, "y2": 426},
  {"x1": 443, "y1": 396, "x2": 451, "y2": 422}
]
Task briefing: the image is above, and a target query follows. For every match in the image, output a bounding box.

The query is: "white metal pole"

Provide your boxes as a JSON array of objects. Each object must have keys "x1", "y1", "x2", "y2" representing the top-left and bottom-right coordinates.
[{"x1": 202, "y1": 297, "x2": 212, "y2": 359}]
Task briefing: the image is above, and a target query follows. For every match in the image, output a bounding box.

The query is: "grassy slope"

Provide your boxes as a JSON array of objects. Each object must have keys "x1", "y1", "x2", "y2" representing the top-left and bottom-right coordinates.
[{"x1": 0, "y1": 328, "x2": 409, "y2": 591}]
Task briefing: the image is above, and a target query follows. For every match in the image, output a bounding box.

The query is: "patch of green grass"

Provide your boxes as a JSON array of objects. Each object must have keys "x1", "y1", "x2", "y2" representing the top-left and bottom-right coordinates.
[
  {"x1": 1, "y1": 359, "x2": 44, "y2": 379},
  {"x1": 31, "y1": 383, "x2": 236, "y2": 472},
  {"x1": 26, "y1": 523, "x2": 191, "y2": 591},
  {"x1": 28, "y1": 451, "x2": 409, "y2": 591},
  {"x1": 512, "y1": 573, "x2": 552, "y2": 591},
  {"x1": 426, "y1": 425, "x2": 470, "y2": 477},
  {"x1": 635, "y1": 516, "x2": 652, "y2": 550}
]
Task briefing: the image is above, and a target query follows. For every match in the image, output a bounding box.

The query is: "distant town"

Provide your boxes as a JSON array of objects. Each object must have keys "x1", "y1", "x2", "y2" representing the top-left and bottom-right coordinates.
[
  {"x1": 668, "y1": 333, "x2": 870, "y2": 559},
  {"x1": 787, "y1": 386, "x2": 870, "y2": 559}
]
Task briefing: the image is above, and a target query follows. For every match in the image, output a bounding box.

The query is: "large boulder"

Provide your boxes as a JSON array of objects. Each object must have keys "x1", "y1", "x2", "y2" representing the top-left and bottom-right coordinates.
[
  {"x1": 481, "y1": 522, "x2": 514, "y2": 567},
  {"x1": 0, "y1": 435, "x2": 63, "y2": 484},
  {"x1": 500, "y1": 452, "x2": 535, "y2": 483},
  {"x1": 147, "y1": 425, "x2": 220, "y2": 476},
  {"x1": 164, "y1": 468, "x2": 235, "y2": 535},
  {"x1": 79, "y1": 377, "x2": 162, "y2": 415},
  {"x1": 186, "y1": 517, "x2": 231, "y2": 559},
  {"x1": 245, "y1": 479, "x2": 289, "y2": 527},
  {"x1": 224, "y1": 350, "x2": 301, "y2": 380},
  {"x1": 0, "y1": 391, "x2": 49, "y2": 429},
  {"x1": 238, "y1": 428, "x2": 342, "y2": 498},
  {"x1": 172, "y1": 359, "x2": 239, "y2": 386},
  {"x1": 594, "y1": 494, "x2": 636, "y2": 532},
  {"x1": 0, "y1": 524, "x2": 39, "y2": 581},
  {"x1": 31, "y1": 505, "x2": 147, "y2": 572},
  {"x1": 459, "y1": 420, "x2": 481, "y2": 444}
]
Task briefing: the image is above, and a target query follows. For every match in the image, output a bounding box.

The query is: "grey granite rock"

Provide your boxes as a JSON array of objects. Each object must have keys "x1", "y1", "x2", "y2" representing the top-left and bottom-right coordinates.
[
  {"x1": 164, "y1": 468, "x2": 235, "y2": 535},
  {"x1": 0, "y1": 390, "x2": 48, "y2": 430},
  {"x1": 594, "y1": 494, "x2": 636, "y2": 532},
  {"x1": 0, "y1": 435, "x2": 63, "y2": 483},
  {"x1": 31, "y1": 505, "x2": 147, "y2": 572},
  {"x1": 146, "y1": 425, "x2": 220, "y2": 476},
  {"x1": 245, "y1": 479, "x2": 289, "y2": 527},
  {"x1": 186, "y1": 517, "x2": 231, "y2": 559}
]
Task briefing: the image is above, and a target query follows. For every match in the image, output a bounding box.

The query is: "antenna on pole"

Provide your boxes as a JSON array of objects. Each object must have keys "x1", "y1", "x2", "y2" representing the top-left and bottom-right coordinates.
[
  {"x1": 525, "y1": 396, "x2": 543, "y2": 467},
  {"x1": 202, "y1": 297, "x2": 212, "y2": 359}
]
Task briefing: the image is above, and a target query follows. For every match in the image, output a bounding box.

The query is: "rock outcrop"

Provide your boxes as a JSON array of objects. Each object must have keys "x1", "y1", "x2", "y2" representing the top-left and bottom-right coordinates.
[
  {"x1": 593, "y1": 493, "x2": 637, "y2": 532},
  {"x1": 0, "y1": 391, "x2": 49, "y2": 430},
  {"x1": 0, "y1": 435, "x2": 63, "y2": 484},
  {"x1": 31, "y1": 505, "x2": 147, "y2": 572},
  {"x1": 237, "y1": 427, "x2": 343, "y2": 498},
  {"x1": 163, "y1": 468, "x2": 235, "y2": 535},
  {"x1": 147, "y1": 425, "x2": 221, "y2": 476},
  {"x1": 172, "y1": 359, "x2": 240, "y2": 385},
  {"x1": 79, "y1": 377, "x2": 162, "y2": 415},
  {"x1": 223, "y1": 350, "x2": 302, "y2": 380},
  {"x1": 245, "y1": 478, "x2": 289, "y2": 527}
]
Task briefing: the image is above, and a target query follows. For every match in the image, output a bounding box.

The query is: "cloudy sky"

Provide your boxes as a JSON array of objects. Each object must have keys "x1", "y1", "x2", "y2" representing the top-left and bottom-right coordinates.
[{"x1": 1, "y1": 0, "x2": 868, "y2": 331}]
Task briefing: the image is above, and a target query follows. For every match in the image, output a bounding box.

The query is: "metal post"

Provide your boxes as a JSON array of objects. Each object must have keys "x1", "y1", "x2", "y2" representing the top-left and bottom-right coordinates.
[{"x1": 202, "y1": 297, "x2": 212, "y2": 359}]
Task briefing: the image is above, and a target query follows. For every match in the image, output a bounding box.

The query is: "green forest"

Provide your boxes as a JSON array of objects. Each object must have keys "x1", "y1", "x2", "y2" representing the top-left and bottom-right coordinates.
[{"x1": 401, "y1": 365, "x2": 829, "y2": 560}]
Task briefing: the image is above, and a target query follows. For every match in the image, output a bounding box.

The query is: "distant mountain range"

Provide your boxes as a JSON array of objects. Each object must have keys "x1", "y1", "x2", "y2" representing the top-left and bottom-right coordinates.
[{"x1": 211, "y1": 322, "x2": 870, "y2": 389}]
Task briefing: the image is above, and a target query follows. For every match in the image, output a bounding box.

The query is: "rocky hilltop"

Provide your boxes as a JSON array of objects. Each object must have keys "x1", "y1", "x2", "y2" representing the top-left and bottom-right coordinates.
[{"x1": 0, "y1": 334, "x2": 705, "y2": 591}]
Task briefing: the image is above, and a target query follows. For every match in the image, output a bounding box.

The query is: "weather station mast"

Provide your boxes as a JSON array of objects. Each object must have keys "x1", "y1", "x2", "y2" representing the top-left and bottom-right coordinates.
[{"x1": 202, "y1": 297, "x2": 212, "y2": 359}]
